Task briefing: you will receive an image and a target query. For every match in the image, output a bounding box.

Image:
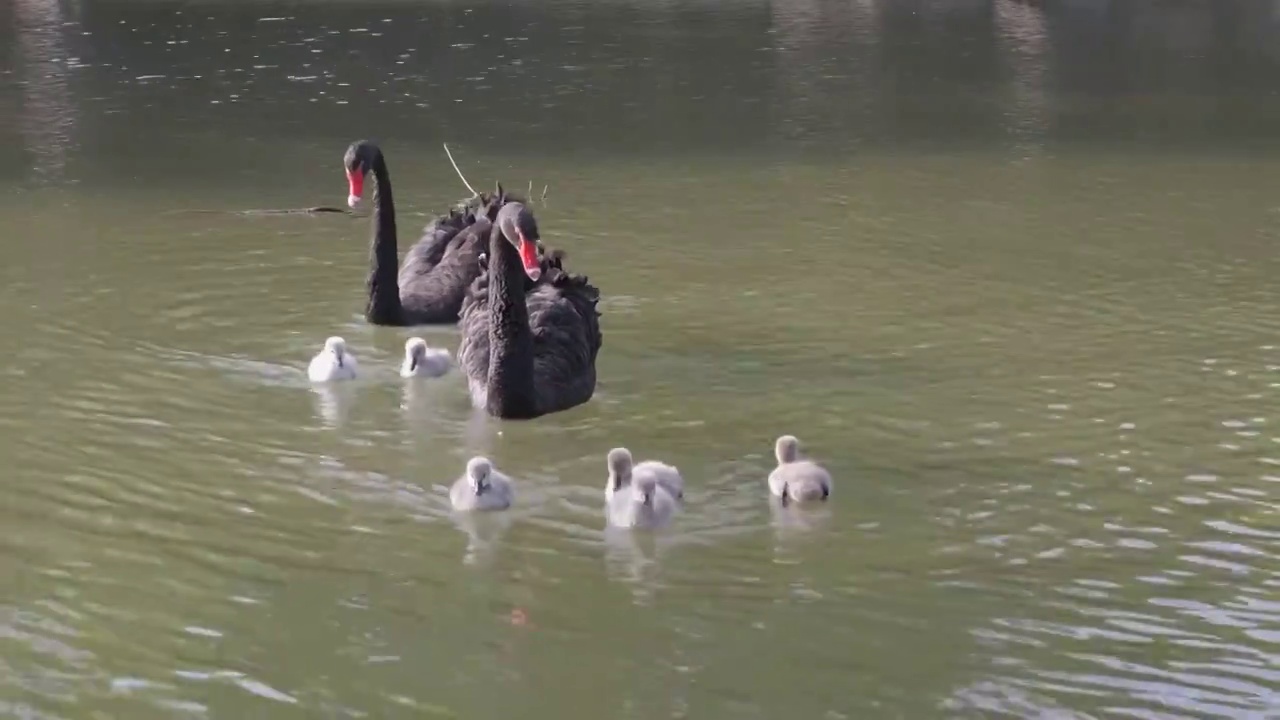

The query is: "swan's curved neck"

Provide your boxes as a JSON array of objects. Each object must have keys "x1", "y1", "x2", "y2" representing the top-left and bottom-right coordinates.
[
  {"x1": 365, "y1": 153, "x2": 402, "y2": 325},
  {"x1": 485, "y1": 223, "x2": 538, "y2": 418}
]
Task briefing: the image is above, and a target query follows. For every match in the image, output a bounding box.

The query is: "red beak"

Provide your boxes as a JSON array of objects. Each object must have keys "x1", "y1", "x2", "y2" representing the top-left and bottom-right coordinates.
[
  {"x1": 517, "y1": 232, "x2": 541, "y2": 281},
  {"x1": 346, "y1": 169, "x2": 364, "y2": 207}
]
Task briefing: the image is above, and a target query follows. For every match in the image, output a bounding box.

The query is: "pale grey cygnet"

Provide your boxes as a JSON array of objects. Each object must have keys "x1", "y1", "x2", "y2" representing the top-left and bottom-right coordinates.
[
  {"x1": 450, "y1": 456, "x2": 514, "y2": 511},
  {"x1": 308, "y1": 336, "x2": 358, "y2": 382},
  {"x1": 606, "y1": 472, "x2": 679, "y2": 529},
  {"x1": 400, "y1": 337, "x2": 452, "y2": 378},
  {"x1": 605, "y1": 447, "x2": 683, "y2": 502},
  {"x1": 767, "y1": 435, "x2": 831, "y2": 505}
]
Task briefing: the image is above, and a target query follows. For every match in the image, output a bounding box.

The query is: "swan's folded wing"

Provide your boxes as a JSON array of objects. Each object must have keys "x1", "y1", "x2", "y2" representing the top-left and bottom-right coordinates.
[
  {"x1": 524, "y1": 275, "x2": 599, "y2": 356},
  {"x1": 527, "y1": 276, "x2": 602, "y2": 374},
  {"x1": 540, "y1": 272, "x2": 602, "y2": 354},
  {"x1": 440, "y1": 219, "x2": 491, "y2": 261},
  {"x1": 393, "y1": 220, "x2": 496, "y2": 324},
  {"x1": 398, "y1": 213, "x2": 470, "y2": 282},
  {"x1": 456, "y1": 275, "x2": 493, "y2": 383}
]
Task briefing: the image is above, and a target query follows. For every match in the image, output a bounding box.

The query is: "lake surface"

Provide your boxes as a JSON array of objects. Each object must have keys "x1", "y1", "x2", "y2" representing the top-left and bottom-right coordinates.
[{"x1": 3, "y1": 0, "x2": 1280, "y2": 717}]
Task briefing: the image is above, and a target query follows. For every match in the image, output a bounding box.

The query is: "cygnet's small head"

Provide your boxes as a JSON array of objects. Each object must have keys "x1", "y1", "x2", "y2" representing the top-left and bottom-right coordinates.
[
  {"x1": 775, "y1": 435, "x2": 800, "y2": 464},
  {"x1": 607, "y1": 447, "x2": 633, "y2": 489},
  {"x1": 324, "y1": 336, "x2": 348, "y2": 366},
  {"x1": 404, "y1": 337, "x2": 427, "y2": 371},
  {"x1": 405, "y1": 335, "x2": 426, "y2": 357},
  {"x1": 466, "y1": 456, "x2": 492, "y2": 494}
]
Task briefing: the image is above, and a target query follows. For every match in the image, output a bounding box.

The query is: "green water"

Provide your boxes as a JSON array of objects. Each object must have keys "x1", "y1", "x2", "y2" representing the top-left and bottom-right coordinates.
[{"x1": 3, "y1": 1, "x2": 1279, "y2": 718}]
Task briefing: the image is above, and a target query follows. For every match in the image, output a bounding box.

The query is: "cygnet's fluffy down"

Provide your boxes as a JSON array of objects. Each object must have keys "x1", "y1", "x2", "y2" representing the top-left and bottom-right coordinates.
[
  {"x1": 308, "y1": 336, "x2": 358, "y2": 382},
  {"x1": 606, "y1": 473, "x2": 679, "y2": 529},
  {"x1": 450, "y1": 456, "x2": 514, "y2": 511},
  {"x1": 400, "y1": 337, "x2": 452, "y2": 378},
  {"x1": 604, "y1": 447, "x2": 683, "y2": 502},
  {"x1": 767, "y1": 435, "x2": 832, "y2": 504}
]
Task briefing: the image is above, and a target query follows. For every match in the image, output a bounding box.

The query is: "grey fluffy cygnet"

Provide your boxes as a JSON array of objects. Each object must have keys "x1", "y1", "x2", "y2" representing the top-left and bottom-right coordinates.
[
  {"x1": 606, "y1": 472, "x2": 679, "y2": 529},
  {"x1": 767, "y1": 435, "x2": 831, "y2": 505},
  {"x1": 400, "y1": 337, "x2": 452, "y2": 378},
  {"x1": 449, "y1": 457, "x2": 514, "y2": 511},
  {"x1": 604, "y1": 447, "x2": 683, "y2": 502},
  {"x1": 308, "y1": 336, "x2": 358, "y2": 382}
]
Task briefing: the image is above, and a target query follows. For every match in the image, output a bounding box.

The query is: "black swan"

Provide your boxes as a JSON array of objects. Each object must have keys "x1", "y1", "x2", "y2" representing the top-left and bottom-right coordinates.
[
  {"x1": 456, "y1": 200, "x2": 603, "y2": 419},
  {"x1": 343, "y1": 139, "x2": 497, "y2": 326}
]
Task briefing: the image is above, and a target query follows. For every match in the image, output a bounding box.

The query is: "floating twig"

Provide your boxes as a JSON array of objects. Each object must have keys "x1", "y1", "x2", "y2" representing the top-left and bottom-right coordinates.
[
  {"x1": 442, "y1": 142, "x2": 479, "y2": 198},
  {"x1": 526, "y1": 181, "x2": 550, "y2": 206},
  {"x1": 160, "y1": 206, "x2": 352, "y2": 217}
]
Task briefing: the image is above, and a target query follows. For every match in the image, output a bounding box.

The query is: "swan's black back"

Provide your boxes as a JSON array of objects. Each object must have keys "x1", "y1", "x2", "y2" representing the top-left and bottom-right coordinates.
[
  {"x1": 457, "y1": 249, "x2": 603, "y2": 416},
  {"x1": 397, "y1": 191, "x2": 504, "y2": 286},
  {"x1": 393, "y1": 206, "x2": 493, "y2": 323},
  {"x1": 403, "y1": 209, "x2": 470, "y2": 271}
]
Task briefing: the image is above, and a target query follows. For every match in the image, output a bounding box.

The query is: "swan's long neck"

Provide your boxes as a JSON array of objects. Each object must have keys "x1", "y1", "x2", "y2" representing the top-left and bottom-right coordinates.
[
  {"x1": 485, "y1": 223, "x2": 538, "y2": 418},
  {"x1": 365, "y1": 153, "x2": 403, "y2": 325}
]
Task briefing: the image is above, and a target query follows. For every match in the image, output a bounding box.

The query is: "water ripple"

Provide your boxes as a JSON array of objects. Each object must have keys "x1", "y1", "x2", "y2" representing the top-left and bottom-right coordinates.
[{"x1": 6, "y1": 3, "x2": 1280, "y2": 717}]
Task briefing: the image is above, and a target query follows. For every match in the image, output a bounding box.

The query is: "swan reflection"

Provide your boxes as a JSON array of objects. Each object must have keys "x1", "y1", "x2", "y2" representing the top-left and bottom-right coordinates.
[
  {"x1": 450, "y1": 509, "x2": 514, "y2": 567},
  {"x1": 461, "y1": 407, "x2": 496, "y2": 454},
  {"x1": 769, "y1": 495, "x2": 834, "y2": 558},
  {"x1": 309, "y1": 383, "x2": 355, "y2": 429},
  {"x1": 602, "y1": 524, "x2": 664, "y2": 603},
  {"x1": 399, "y1": 374, "x2": 452, "y2": 432}
]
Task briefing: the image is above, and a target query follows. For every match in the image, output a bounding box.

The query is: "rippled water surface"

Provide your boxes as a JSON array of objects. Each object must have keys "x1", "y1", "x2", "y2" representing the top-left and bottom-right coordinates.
[{"x1": 3, "y1": 0, "x2": 1280, "y2": 717}]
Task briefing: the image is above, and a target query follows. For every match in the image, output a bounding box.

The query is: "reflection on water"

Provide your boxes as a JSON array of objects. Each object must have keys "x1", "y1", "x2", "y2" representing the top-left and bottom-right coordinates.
[
  {"x1": 14, "y1": 0, "x2": 76, "y2": 182},
  {"x1": 3, "y1": 0, "x2": 1280, "y2": 718},
  {"x1": 450, "y1": 509, "x2": 515, "y2": 567},
  {"x1": 994, "y1": 0, "x2": 1049, "y2": 157},
  {"x1": 310, "y1": 382, "x2": 354, "y2": 429},
  {"x1": 768, "y1": 495, "x2": 834, "y2": 538},
  {"x1": 602, "y1": 525, "x2": 666, "y2": 600}
]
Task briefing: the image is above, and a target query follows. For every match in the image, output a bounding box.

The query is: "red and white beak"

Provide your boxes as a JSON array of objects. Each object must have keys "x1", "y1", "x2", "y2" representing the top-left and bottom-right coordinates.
[
  {"x1": 346, "y1": 168, "x2": 364, "y2": 208},
  {"x1": 517, "y1": 231, "x2": 541, "y2": 282}
]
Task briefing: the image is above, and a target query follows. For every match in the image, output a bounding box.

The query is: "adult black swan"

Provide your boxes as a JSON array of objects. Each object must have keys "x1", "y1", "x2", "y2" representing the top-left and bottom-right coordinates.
[
  {"x1": 457, "y1": 200, "x2": 602, "y2": 419},
  {"x1": 344, "y1": 139, "x2": 494, "y2": 325}
]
